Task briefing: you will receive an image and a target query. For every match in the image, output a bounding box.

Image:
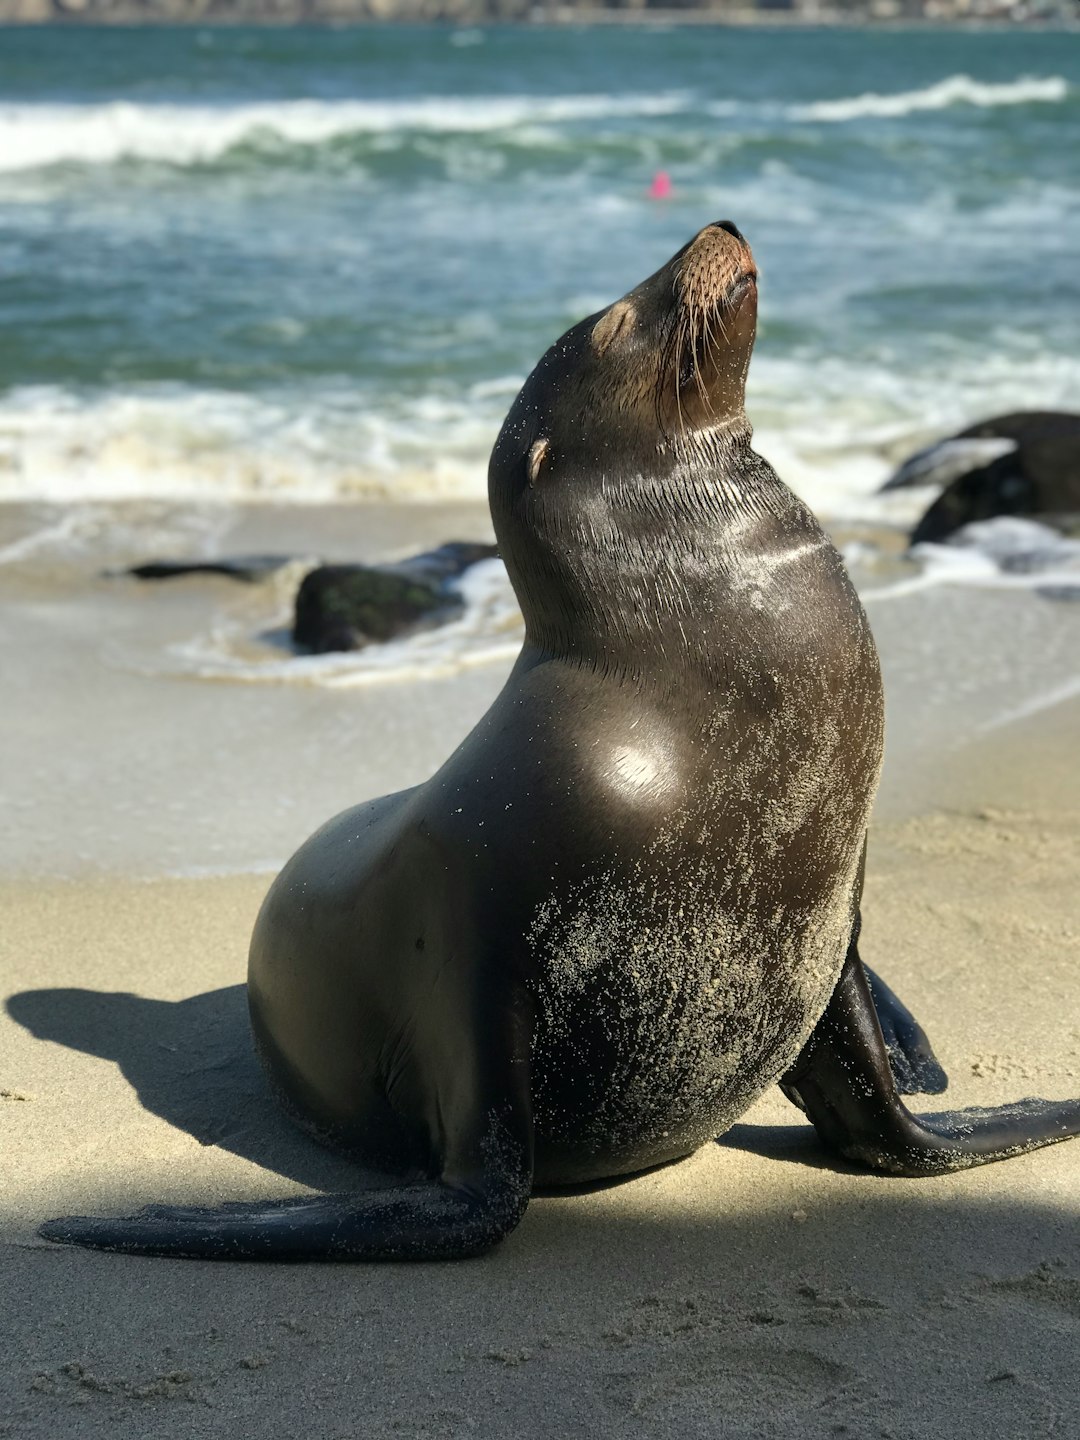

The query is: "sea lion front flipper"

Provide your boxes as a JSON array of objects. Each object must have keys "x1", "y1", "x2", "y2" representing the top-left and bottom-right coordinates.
[
  {"x1": 862, "y1": 962, "x2": 948, "y2": 1095},
  {"x1": 39, "y1": 1005, "x2": 535, "y2": 1263},
  {"x1": 39, "y1": 1132, "x2": 529, "y2": 1262},
  {"x1": 780, "y1": 947, "x2": 1080, "y2": 1176}
]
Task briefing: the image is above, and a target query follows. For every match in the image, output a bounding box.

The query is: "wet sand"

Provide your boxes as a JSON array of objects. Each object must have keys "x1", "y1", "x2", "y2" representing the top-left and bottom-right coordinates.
[{"x1": 1, "y1": 501, "x2": 1077, "y2": 1438}]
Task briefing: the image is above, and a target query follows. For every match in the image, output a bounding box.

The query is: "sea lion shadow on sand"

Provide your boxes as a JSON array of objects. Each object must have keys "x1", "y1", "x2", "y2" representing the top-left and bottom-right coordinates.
[
  {"x1": 6, "y1": 986, "x2": 368, "y2": 1193},
  {"x1": 7, "y1": 984, "x2": 833, "y2": 1192},
  {"x1": 716, "y1": 1123, "x2": 845, "y2": 1172}
]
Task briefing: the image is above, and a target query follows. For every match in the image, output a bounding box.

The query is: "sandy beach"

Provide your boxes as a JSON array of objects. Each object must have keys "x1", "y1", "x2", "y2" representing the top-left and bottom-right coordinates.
[{"x1": 1, "y1": 498, "x2": 1077, "y2": 1440}]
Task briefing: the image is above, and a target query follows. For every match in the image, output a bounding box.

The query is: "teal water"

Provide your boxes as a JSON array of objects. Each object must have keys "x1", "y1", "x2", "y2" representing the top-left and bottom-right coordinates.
[{"x1": 0, "y1": 26, "x2": 1077, "y2": 513}]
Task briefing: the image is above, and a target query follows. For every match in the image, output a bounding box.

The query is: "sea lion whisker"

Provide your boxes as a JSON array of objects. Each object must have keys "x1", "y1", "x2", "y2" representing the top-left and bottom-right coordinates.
[
  {"x1": 653, "y1": 309, "x2": 683, "y2": 435},
  {"x1": 690, "y1": 311, "x2": 711, "y2": 408},
  {"x1": 697, "y1": 307, "x2": 723, "y2": 420}
]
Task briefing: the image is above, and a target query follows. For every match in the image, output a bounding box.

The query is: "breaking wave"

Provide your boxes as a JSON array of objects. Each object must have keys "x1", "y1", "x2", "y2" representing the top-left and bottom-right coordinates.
[
  {"x1": 0, "y1": 93, "x2": 688, "y2": 173},
  {"x1": 0, "y1": 384, "x2": 501, "y2": 504},
  {"x1": 3, "y1": 338, "x2": 1080, "y2": 525},
  {"x1": 791, "y1": 74, "x2": 1069, "y2": 123},
  {"x1": 0, "y1": 75, "x2": 1068, "y2": 175}
]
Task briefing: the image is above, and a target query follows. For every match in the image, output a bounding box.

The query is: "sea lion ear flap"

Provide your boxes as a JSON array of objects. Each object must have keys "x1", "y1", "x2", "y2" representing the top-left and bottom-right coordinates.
[{"x1": 527, "y1": 438, "x2": 551, "y2": 487}]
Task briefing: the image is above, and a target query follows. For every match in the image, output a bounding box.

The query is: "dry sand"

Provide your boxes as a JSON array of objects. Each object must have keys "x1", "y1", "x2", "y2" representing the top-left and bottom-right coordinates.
[
  {"x1": 1, "y1": 504, "x2": 1078, "y2": 1439},
  {"x1": 2, "y1": 729, "x2": 1078, "y2": 1439}
]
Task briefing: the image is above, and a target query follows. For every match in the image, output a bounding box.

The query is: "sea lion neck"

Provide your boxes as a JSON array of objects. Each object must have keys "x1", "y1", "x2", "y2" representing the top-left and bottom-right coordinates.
[{"x1": 495, "y1": 432, "x2": 802, "y2": 678}]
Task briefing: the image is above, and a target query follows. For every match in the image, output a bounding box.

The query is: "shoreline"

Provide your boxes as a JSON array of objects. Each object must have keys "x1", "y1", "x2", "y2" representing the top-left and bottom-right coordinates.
[{"x1": 2, "y1": 496, "x2": 1079, "y2": 878}]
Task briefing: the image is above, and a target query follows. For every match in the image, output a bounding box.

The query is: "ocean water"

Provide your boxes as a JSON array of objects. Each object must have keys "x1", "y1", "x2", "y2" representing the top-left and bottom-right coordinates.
[
  {"x1": 0, "y1": 26, "x2": 1078, "y2": 519},
  {"x1": 0, "y1": 26, "x2": 1079, "y2": 876}
]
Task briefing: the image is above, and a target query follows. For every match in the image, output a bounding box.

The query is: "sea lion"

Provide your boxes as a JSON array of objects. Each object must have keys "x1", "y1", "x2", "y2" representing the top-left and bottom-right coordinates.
[
  {"x1": 40, "y1": 223, "x2": 1080, "y2": 1262},
  {"x1": 881, "y1": 411, "x2": 1080, "y2": 545}
]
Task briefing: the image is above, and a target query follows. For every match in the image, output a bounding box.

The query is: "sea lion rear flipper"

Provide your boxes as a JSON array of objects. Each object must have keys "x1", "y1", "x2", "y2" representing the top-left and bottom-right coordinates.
[
  {"x1": 39, "y1": 1007, "x2": 535, "y2": 1263},
  {"x1": 862, "y1": 962, "x2": 948, "y2": 1095},
  {"x1": 780, "y1": 947, "x2": 1080, "y2": 1175}
]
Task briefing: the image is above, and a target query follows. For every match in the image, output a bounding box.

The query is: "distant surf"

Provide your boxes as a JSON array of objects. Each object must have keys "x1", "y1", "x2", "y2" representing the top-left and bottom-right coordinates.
[
  {"x1": 1, "y1": 29, "x2": 1076, "y2": 582},
  {"x1": 0, "y1": 93, "x2": 690, "y2": 173},
  {"x1": 0, "y1": 75, "x2": 1068, "y2": 173},
  {"x1": 789, "y1": 73, "x2": 1069, "y2": 123}
]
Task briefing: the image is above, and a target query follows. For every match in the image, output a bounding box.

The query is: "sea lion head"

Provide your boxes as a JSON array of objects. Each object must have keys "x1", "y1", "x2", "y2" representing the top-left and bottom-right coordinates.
[
  {"x1": 491, "y1": 220, "x2": 757, "y2": 499},
  {"x1": 489, "y1": 223, "x2": 761, "y2": 656}
]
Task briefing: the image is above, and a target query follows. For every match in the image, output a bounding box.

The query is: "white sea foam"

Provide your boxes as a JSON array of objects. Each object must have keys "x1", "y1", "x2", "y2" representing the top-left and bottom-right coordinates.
[
  {"x1": 3, "y1": 337, "x2": 1078, "y2": 525},
  {"x1": 0, "y1": 93, "x2": 689, "y2": 173},
  {"x1": 0, "y1": 384, "x2": 498, "y2": 504},
  {"x1": 976, "y1": 675, "x2": 1080, "y2": 734},
  {"x1": 156, "y1": 557, "x2": 524, "y2": 689},
  {"x1": 0, "y1": 508, "x2": 88, "y2": 565},
  {"x1": 914, "y1": 518, "x2": 1080, "y2": 593},
  {"x1": 0, "y1": 75, "x2": 1067, "y2": 176},
  {"x1": 863, "y1": 519, "x2": 1080, "y2": 603},
  {"x1": 790, "y1": 74, "x2": 1068, "y2": 124}
]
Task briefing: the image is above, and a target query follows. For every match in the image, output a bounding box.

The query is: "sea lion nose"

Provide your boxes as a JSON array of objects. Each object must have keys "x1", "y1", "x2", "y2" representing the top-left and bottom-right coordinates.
[{"x1": 712, "y1": 220, "x2": 745, "y2": 243}]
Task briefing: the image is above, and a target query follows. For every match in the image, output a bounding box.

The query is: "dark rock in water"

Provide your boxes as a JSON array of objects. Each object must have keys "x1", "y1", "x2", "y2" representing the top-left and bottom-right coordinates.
[
  {"x1": 882, "y1": 412, "x2": 1080, "y2": 492},
  {"x1": 294, "y1": 541, "x2": 499, "y2": 654},
  {"x1": 294, "y1": 567, "x2": 449, "y2": 653},
  {"x1": 114, "y1": 540, "x2": 499, "y2": 654},
  {"x1": 379, "y1": 540, "x2": 499, "y2": 588},
  {"x1": 881, "y1": 411, "x2": 1080, "y2": 546},
  {"x1": 116, "y1": 555, "x2": 298, "y2": 583}
]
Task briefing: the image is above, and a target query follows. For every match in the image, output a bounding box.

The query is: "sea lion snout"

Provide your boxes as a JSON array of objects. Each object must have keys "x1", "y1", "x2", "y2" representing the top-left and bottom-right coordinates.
[
  {"x1": 656, "y1": 222, "x2": 757, "y2": 432},
  {"x1": 679, "y1": 221, "x2": 758, "y2": 312},
  {"x1": 489, "y1": 225, "x2": 762, "y2": 516}
]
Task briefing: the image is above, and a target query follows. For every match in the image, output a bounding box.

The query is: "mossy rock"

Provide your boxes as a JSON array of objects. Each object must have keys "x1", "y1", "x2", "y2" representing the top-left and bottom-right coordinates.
[{"x1": 293, "y1": 564, "x2": 459, "y2": 652}]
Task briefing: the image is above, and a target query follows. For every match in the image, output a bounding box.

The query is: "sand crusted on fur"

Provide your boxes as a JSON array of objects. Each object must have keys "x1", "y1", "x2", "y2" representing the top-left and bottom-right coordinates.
[{"x1": 525, "y1": 591, "x2": 883, "y2": 1169}]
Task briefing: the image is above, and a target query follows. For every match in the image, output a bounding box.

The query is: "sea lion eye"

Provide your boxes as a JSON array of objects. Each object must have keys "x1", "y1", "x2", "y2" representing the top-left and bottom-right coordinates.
[{"x1": 527, "y1": 438, "x2": 551, "y2": 486}]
